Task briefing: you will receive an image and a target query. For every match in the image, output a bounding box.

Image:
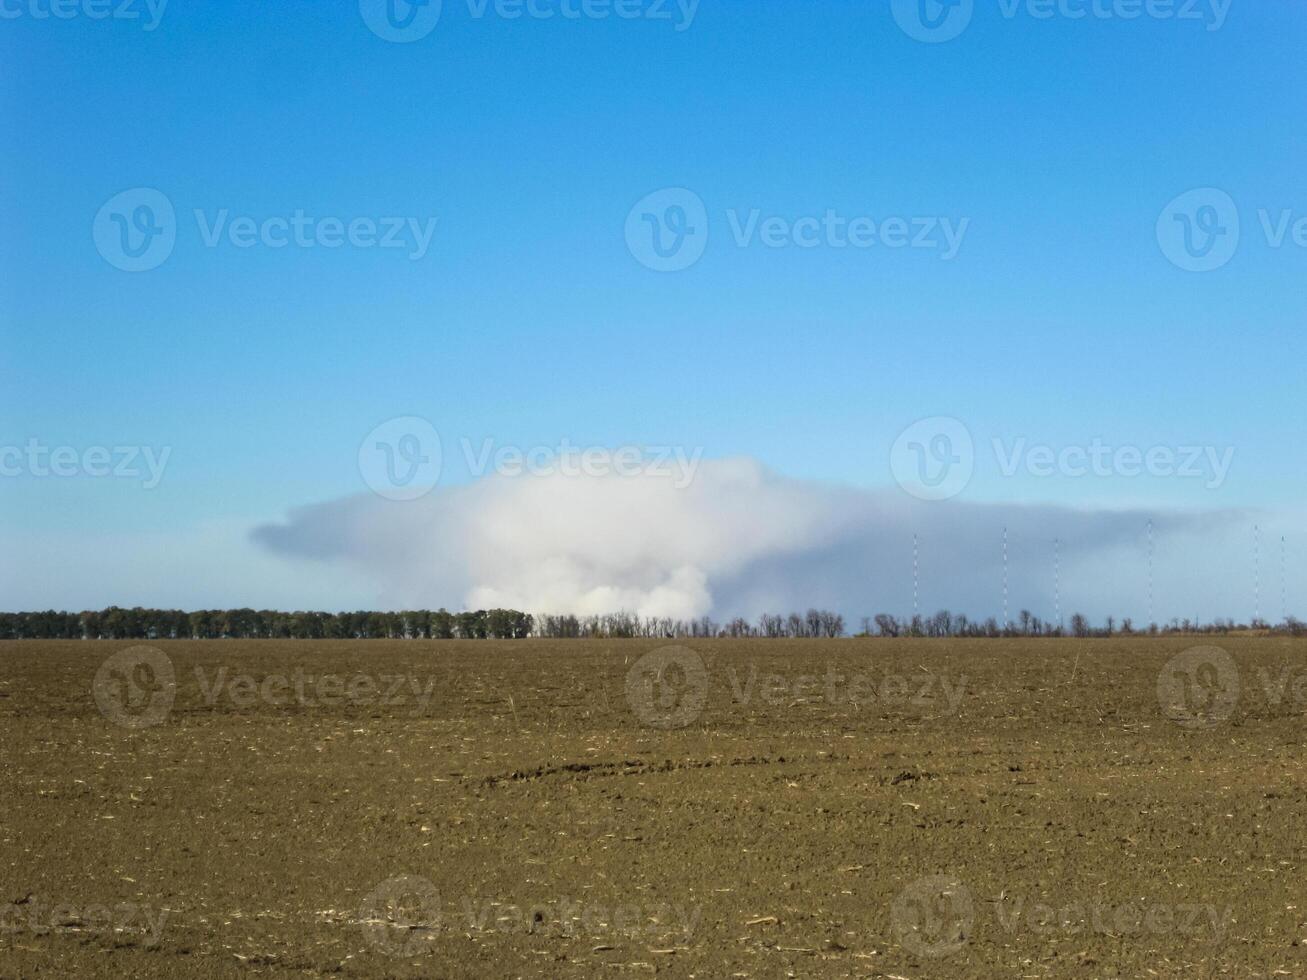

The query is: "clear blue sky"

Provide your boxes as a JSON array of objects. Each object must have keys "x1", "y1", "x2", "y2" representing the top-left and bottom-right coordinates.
[{"x1": 2, "y1": 1, "x2": 1304, "y2": 612}]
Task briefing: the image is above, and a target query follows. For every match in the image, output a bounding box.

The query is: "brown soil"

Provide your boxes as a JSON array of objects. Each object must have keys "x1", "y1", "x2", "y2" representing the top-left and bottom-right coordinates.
[{"x1": 2, "y1": 637, "x2": 1305, "y2": 978}]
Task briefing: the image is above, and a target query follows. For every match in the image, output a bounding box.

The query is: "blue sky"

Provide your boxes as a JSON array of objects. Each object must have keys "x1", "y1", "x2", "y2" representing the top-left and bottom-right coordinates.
[{"x1": 2, "y1": 0, "x2": 1304, "y2": 617}]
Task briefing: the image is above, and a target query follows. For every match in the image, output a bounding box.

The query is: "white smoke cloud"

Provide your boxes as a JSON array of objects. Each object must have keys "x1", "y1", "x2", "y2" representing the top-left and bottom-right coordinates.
[
  {"x1": 251, "y1": 456, "x2": 1275, "y2": 625},
  {"x1": 256, "y1": 458, "x2": 849, "y2": 620}
]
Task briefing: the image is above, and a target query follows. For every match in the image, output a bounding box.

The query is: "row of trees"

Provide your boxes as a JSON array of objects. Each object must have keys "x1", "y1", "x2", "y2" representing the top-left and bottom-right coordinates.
[
  {"x1": 863, "y1": 610, "x2": 1307, "y2": 638},
  {"x1": 0, "y1": 607, "x2": 534, "y2": 641},
  {"x1": 534, "y1": 610, "x2": 847, "y2": 639},
  {"x1": 0, "y1": 607, "x2": 848, "y2": 641},
  {"x1": 1, "y1": 607, "x2": 1302, "y2": 641},
  {"x1": 535, "y1": 612, "x2": 719, "y2": 638}
]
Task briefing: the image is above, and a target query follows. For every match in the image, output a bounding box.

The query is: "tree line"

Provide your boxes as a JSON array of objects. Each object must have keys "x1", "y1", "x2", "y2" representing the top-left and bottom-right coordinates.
[
  {"x1": 535, "y1": 610, "x2": 847, "y2": 639},
  {"x1": 1, "y1": 607, "x2": 848, "y2": 640},
  {"x1": 0, "y1": 607, "x2": 533, "y2": 640},
  {"x1": 0, "y1": 606, "x2": 1301, "y2": 641},
  {"x1": 862, "y1": 610, "x2": 1305, "y2": 637}
]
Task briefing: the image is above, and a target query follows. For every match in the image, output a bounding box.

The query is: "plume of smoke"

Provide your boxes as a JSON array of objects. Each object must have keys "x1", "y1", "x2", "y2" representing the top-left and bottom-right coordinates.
[{"x1": 251, "y1": 456, "x2": 1246, "y2": 623}]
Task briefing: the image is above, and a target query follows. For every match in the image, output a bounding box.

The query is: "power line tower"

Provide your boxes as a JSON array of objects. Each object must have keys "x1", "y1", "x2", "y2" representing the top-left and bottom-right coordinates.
[
  {"x1": 1053, "y1": 537, "x2": 1061, "y2": 631},
  {"x1": 1147, "y1": 518, "x2": 1155, "y2": 631},
  {"x1": 912, "y1": 531, "x2": 920, "y2": 621},
  {"x1": 1002, "y1": 526, "x2": 1009, "y2": 633},
  {"x1": 1254, "y1": 524, "x2": 1262, "y2": 626}
]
